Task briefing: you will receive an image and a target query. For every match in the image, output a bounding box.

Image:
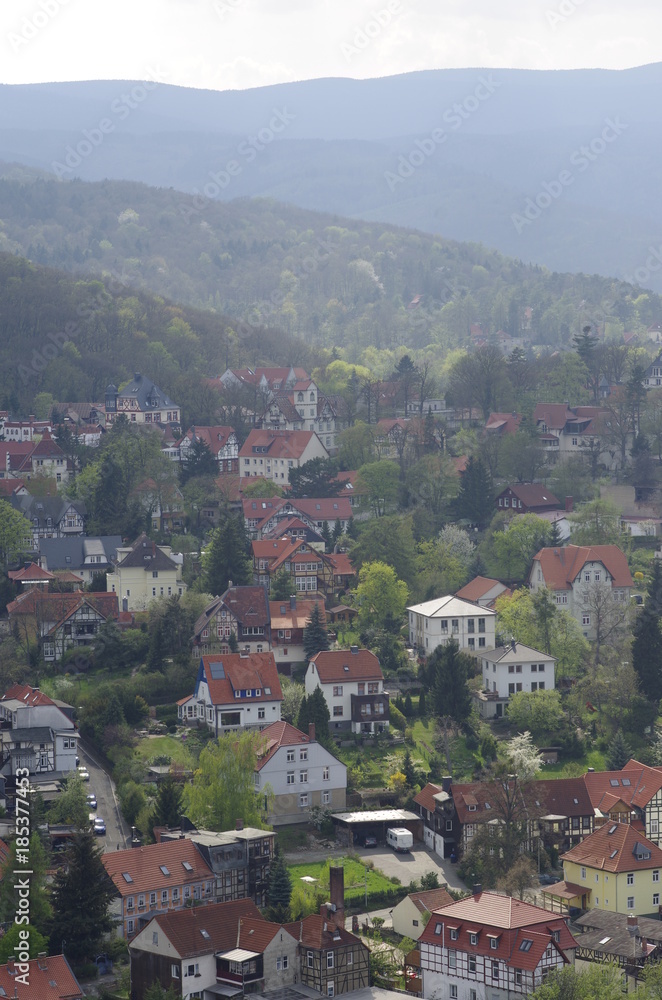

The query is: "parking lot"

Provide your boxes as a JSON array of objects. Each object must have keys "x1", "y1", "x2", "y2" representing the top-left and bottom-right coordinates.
[{"x1": 355, "y1": 843, "x2": 467, "y2": 891}]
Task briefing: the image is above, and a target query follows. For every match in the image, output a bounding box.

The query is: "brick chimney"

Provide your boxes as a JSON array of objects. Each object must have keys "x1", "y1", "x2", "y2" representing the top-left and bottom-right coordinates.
[
  {"x1": 308, "y1": 723, "x2": 316, "y2": 743},
  {"x1": 329, "y1": 866, "x2": 345, "y2": 930},
  {"x1": 290, "y1": 594, "x2": 296, "y2": 610},
  {"x1": 236, "y1": 818, "x2": 244, "y2": 831},
  {"x1": 627, "y1": 914, "x2": 638, "y2": 936},
  {"x1": 565, "y1": 496, "x2": 574, "y2": 512}
]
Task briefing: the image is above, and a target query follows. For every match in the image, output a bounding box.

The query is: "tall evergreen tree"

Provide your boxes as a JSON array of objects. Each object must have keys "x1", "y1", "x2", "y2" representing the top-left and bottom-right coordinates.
[
  {"x1": 180, "y1": 438, "x2": 218, "y2": 484},
  {"x1": 429, "y1": 640, "x2": 473, "y2": 724},
  {"x1": 454, "y1": 456, "x2": 494, "y2": 528},
  {"x1": 202, "y1": 510, "x2": 252, "y2": 594},
  {"x1": 266, "y1": 844, "x2": 292, "y2": 922},
  {"x1": 297, "y1": 688, "x2": 332, "y2": 747},
  {"x1": 402, "y1": 748, "x2": 417, "y2": 789},
  {"x1": 303, "y1": 604, "x2": 330, "y2": 661},
  {"x1": 606, "y1": 731, "x2": 633, "y2": 771},
  {"x1": 271, "y1": 568, "x2": 294, "y2": 601},
  {"x1": 49, "y1": 831, "x2": 115, "y2": 964},
  {"x1": 151, "y1": 777, "x2": 184, "y2": 831},
  {"x1": 632, "y1": 559, "x2": 662, "y2": 703}
]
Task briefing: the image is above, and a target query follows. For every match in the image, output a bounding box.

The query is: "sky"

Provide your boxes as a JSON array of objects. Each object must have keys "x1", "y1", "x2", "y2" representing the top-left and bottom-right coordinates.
[{"x1": 1, "y1": 0, "x2": 660, "y2": 92}]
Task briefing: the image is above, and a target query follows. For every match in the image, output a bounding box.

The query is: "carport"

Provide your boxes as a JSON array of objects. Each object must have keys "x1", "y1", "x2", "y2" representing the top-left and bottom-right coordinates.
[{"x1": 332, "y1": 809, "x2": 423, "y2": 847}]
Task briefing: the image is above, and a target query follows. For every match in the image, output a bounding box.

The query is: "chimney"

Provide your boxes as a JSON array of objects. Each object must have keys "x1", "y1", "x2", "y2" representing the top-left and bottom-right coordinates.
[
  {"x1": 350, "y1": 645, "x2": 359, "y2": 654},
  {"x1": 134, "y1": 372, "x2": 142, "y2": 381},
  {"x1": 472, "y1": 883, "x2": 483, "y2": 896},
  {"x1": 122, "y1": 597, "x2": 128, "y2": 612},
  {"x1": 565, "y1": 496, "x2": 574, "y2": 512},
  {"x1": 441, "y1": 776, "x2": 452, "y2": 793},
  {"x1": 290, "y1": 594, "x2": 296, "y2": 610},
  {"x1": 308, "y1": 723, "x2": 316, "y2": 743},
  {"x1": 329, "y1": 866, "x2": 345, "y2": 930},
  {"x1": 228, "y1": 580, "x2": 233, "y2": 589},
  {"x1": 511, "y1": 638, "x2": 516, "y2": 652},
  {"x1": 627, "y1": 914, "x2": 639, "y2": 937},
  {"x1": 587, "y1": 767, "x2": 595, "y2": 773},
  {"x1": 236, "y1": 818, "x2": 244, "y2": 831}
]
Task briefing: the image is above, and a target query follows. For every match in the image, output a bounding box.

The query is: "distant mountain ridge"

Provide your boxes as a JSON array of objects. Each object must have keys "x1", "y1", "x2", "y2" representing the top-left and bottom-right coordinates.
[{"x1": 1, "y1": 67, "x2": 662, "y2": 287}]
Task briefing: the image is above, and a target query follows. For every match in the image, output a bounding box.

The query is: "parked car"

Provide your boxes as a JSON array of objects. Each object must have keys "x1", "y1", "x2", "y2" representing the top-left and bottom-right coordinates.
[
  {"x1": 363, "y1": 834, "x2": 378, "y2": 848},
  {"x1": 93, "y1": 817, "x2": 106, "y2": 836},
  {"x1": 86, "y1": 793, "x2": 97, "y2": 810},
  {"x1": 77, "y1": 766, "x2": 90, "y2": 782}
]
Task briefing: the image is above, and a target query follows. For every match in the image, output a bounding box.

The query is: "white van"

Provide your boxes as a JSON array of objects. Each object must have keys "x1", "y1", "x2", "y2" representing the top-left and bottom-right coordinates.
[{"x1": 386, "y1": 827, "x2": 413, "y2": 853}]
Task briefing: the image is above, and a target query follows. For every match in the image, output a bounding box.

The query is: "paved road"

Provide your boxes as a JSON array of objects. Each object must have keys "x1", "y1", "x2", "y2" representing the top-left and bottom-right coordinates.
[
  {"x1": 356, "y1": 844, "x2": 467, "y2": 892},
  {"x1": 78, "y1": 740, "x2": 130, "y2": 853}
]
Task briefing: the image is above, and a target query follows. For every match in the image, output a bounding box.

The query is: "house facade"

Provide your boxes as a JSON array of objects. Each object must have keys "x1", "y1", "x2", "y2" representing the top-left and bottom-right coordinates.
[
  {"x1": 11, "y1": 495, "x2": 85, "y2": 546},
  {"x1": 239, "y1": 429, "x2": 329, "y2": 485},
  {"x1": 105, "y1": 373, "x2": 180, "y2": 427},
  {"x1": 252, "y1": 535, "x2": 338, "y2": 599},
  {"x1": 177, "y1": 425, "x2": 239, "y2": 473},
  {"x1": 254, "y1": 721, "x2": 347, "y2": 825},
  {"x1": 392, "y1": 887, "x2": 455, "y2": 940},
  {"x1": 178, "y1": 652, "x2": 282, "y2": 736},
  {"x1": 407, "y1": 596, "x2": 496, "y2": 655},
  {"x1": 475, "y1": 640, "x2": 556, "y2": 720},
  {"x1": 269, "y1": 596, "x2": 325, "y2": 670},
  {"x1": 495, "y1": 484, "x2": 561, "y2": 515},
  {"x1": 38, "y1": 535, "x2": 122, "y2": 585},
  {"x1": 106, "y1": 532, "x2": 186, "y2": 610},
  {"x1": 6, "y1": 590, "x2": 120, "y2": 661},
  {"x1": 305, "y1": 647, "x2": 389, "y2": 735},
  {"x1": 192, "y1": 585, "x2": 271, "y2": 657},
  {"x1": 419, "y1": 890, "x2": 576, "y2": 1000},
  {"x1": 0, "y1": 683, "x2": 78, "y2": 779},
  {"x1": 455, "y1": 577, "x2": 510, "y2": 609},
  {"x1": 528, "y1": 544, "x2": 633, "y2": 639}
]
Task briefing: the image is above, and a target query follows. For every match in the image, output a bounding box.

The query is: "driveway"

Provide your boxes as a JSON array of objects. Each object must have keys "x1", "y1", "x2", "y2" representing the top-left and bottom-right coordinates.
[
  {"x1": 79, "y1": 740, "x2": 130, "y2": 852},
  {"x1": 356, "y1": 844, "x2": 467, "y2": 892}
]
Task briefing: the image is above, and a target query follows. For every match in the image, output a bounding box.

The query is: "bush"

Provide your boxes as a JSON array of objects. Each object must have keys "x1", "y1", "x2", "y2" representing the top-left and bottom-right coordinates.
[{"x1": 390, "y1": 704, "x2": 406, "y2": 732}]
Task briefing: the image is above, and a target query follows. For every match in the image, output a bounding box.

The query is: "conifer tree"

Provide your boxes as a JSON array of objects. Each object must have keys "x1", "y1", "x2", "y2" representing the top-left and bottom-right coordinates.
[
  {"x1": 49, "y1": 831, "x2": 115, "y2": 964},
  {"x1": 430, "y1": 640, "x2": 473, "y2": 724},
  {"x1": 271, "y1": 568, "x2": 294, "y2": 601},
  {"x1": 303, "y1": 603, "x2": 330, "y2": 661},
  {"x1": 454, "y1": 456, "x2": 494, "y2": 528},
  {"x1": 266, "y1": 844, "x2": 292, "y2": 922},
  {"x1": 607, "y1": 731, "x2": 633, "y2": 772},
  {"x1": 297, "y1": 688, "x2": 332, "y2": 747},
  {"x1": 151, "y1": 777, "x2": 184, "y2": 831},
  {"x1": 203, "y1": 511, "x2": 252, "y2": 594},
  {"x1": 632, "y1": 559, "x2": 662, "y2": 704},
  {"x1": 402, "y1": 748, "x2": 417, "y2": 789}
]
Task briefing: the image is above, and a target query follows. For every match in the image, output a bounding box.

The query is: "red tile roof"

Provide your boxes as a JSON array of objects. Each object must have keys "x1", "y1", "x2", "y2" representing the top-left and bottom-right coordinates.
[
  {"x1": 530, "y1": 544, "x2": 633, "y2": 590},
  {"x1": 184, "y1": 425, "x2": 236, "y2": 456},
  {"x1": 584, "y1": 760, "x2": 662, "y2": 811},
  {"x1": 534, "y1": 777, "x2": 594, "y2": 818},
  {"x1": 414, "y1": 782, "x2": 444, "y2": 814},
  {"x1": 7, "y1": 590, "x2": 119, "y2": 623},
  {"x1": 561, "y1": 821, "x2": 662, "y2": 873},
  {"x1": 239, "y1": 429, "x2": 322, "y2": 461},
  {"x1": 285, "y1": 913, "x2": 367, "y2": 951},
  {"x1": 327, "y1": 552, "x2": 355, "y2": 579},
  {"x1": 135, "y1": 899, "x2": 264, "y2": 958},
  {"x1": 1, "y1": 683, "x2": 57, "y2": 707},
  {"x1": 0, "y1": 954, "x2": 82, "y2": 999},
  {"x1": 455, "y1": 576, "x2": 505, "y2": 602},
  {"x1": 309, "y1": 648, "x2": 383, "y2": 682},
  {"x1": 103, "y1": 839, "x2": 214, "y2": 897},
  {"x1": 291, "y1": 497, "x2": 353, "y2": 521},
  {"x1": 200, "y1": 652, "x2": 283, "y2": 706},
  {"x1": 486, "y1": 412, "x2": 521, "y2": 434},
  {"x1": 497, "y1": 484, "x2": 561, "y2": 509},
  {"x1": 409, "y1": 887, "x2": 455, "y2": 913},
  {"x1": 269, "y1": 598, "x2": 325, "y2": 631}
]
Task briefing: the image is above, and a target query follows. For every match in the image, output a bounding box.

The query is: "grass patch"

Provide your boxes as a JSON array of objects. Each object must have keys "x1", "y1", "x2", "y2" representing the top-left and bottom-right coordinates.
[
  {"x1": 134, "y1": 734, "x2": 196, "y2": 768},
  {"x1": 289, "y1": 856, "x2": 401, "y2": 902},
  {"x1": 277, "y1": 825, "x2": 310, "y2": 851},
  {"x1": 536, "y1": 748, "x2": 607, "y2": 778}
]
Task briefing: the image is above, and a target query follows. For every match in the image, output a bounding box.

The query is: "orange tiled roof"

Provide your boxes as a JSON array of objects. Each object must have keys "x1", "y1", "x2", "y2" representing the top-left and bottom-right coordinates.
[
  {"x1": 530, "y1": 544, "x2": 633, "y2": 591},
  {"x1": 561, "y1": 821, "x2": 662, "y2": 873}
]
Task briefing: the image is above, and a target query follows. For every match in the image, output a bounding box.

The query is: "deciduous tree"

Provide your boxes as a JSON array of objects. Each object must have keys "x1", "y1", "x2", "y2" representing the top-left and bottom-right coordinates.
[{"x1": 184, "y1": 731, "x2": 270, "y2": 831}]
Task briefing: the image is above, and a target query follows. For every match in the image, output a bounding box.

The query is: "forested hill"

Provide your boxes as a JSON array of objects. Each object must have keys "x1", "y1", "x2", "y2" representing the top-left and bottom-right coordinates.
[
  {"x1": 0, "y1": 252, "x2": 325, "y2": 423},
  {"x1": 1, "y1": 170, "x2": 659, "y2": 359}
]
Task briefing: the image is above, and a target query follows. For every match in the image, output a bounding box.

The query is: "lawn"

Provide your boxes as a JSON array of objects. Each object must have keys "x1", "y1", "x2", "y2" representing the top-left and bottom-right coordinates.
[
  {"x1": 134, "y1": 733, "x2": 196, "y2": 768},
  {"x1": 288, "y1": 856, "x2": 401, "y2": 902},
  {"x1": 536, "y1": 748, "x2": 607, "y2": 777}
]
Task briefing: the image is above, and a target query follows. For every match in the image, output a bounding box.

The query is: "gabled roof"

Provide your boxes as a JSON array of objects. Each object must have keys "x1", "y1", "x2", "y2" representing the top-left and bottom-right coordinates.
[
  {"x1": 239, "y1": 429, "x2": 325, "y2": 461},
  {"x1": 116, "y1": 373, "x2": 177, "y2": 410},
  {"x1": 0, "y1": 954, "x2": 83, "y2": 999},
  {"x1": 407, "y1": 595, "x2": 496, "y2": 619},
  {"x1": 480, "y1": 641, "x2": 554, "y2": 665},
  {"x1": 561, "y1": 821, "x2": 662, "y2": 873},
  {"x1": 584, "y1": 759, "x2": 662, "y2": 811},
  {"x1": 116, "y1": 533, "x2": 177, "y2": 571},
  {"x1": 1, "y1": 683, "x2": 57, "y2": 707},
  {"x1": 486, "y1": 412, "x2": 521, "y2": 434},
  {"x1": 455, "y1": 576, "x2": 507, "y2": 603},
  {"x1": 533, "y1": 403, "x2": 577, "y2": 430},
  {"x1": 327, "y1": 551, "x2": 355, "y2": 578},
  {"x1": 198, "y1": 652, "x2": 283, "y2": 706},
  {"x1": 309, "y1": 648, "x2": 383, "y2": 682},
  {"x1": 269, "y1": 598, "x2": 325, "y2": 631},
  {"x1": 407, "y1": 887, "x2": 455, "y2": 913},
  {"x1": 7, "y1": 589, "x2": 119, "y2": 622},
  {"x1": 414, "y1": 781, "x2": 444, "y2": 814},
  {"x1": 133, "y1": 899, "x2": 264, "y2": 959},
  {"x1": 102, "y1": 838, "x2": 214, "y2": 897},
  {"x1": 38, "y1": 535, "x2": 122, "y2": 571},
  {"x1": 285, "y1": 914, "x2": 367, "y2": 951},
  {"x1": 184, "y1": 425, "x2": 237, "y2": 455},
  {"x1": 530, "y1": 544, "x2": 633, "y2": 590},
  {"x1": 450, "y1": 781, "x2": 511, "y2": 824},
  {"x1": 289, "y1": 497, "x2": 353, "y2": 521},
  {"x1": 255, "y1": 720, "x2": 310, "y2": 771},
  {"x1": 8, "y1": 562, "x2": 55, "y2": 582},
  {"x1": 534, "y1": 777, "x2": 593, "y2": 819},
  {"x1": 497, "y1": 483, "x2": 561, "y2": 508}
]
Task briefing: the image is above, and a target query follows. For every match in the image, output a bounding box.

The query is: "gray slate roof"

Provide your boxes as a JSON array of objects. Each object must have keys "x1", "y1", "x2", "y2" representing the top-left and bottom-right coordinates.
[
  {"x1": 38, "y1": 535, "x2": 122, "y2": 571},
  {"x1": 117, "y1": 373, "x2": 177, "y2": 411}
]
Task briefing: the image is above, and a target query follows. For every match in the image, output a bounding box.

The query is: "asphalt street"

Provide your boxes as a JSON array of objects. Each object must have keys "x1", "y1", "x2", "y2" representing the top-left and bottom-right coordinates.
[{"x1": 78, "y1": 739, "x2": 130, "y2": 853}]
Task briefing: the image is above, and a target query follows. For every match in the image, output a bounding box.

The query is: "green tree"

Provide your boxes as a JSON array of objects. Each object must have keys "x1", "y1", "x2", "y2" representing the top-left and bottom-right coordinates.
[
  {"x1": 0, "y1": 833, "x2": 52, "y2": 936},
  {"x1": 632, "y1": 558, "x2": 662, "y2": 703},
  {"x1": 303, "y1": 603, "x2": 330, "y2": 660},
  {"x1": 270, "y1": 568, "x2": 294, "y2": 601},
  {"x1": 486, "y1": 514, "x2": 553, "y2": 585},
  {"x1": 48, "y1": 772, "x2": 89, "y2": 828},
  {"x1": 0, "y1": 923, "x2": 47, "y2": 963},
  {"x1": 281, "y1": 678, "x2": 305, "y2": 725},
  {"x1": 506, "y1": 691, "x2": 565, "y2": 744},
  {"x1": 288, "y1": 458, "x2": 341, "y2": 498},
  {"x1": 118, "y1": 780, "x2": 147, "y2": 826},
  {"x1": 355, "y1": 460, "x2": 400, "y2": 517},
  {"x1": 419, "y1": 871, "x2": 440, "y2": 890},
  {"x1": 428, "y1": 640, "x2": 473, "y2": 724},
  {"x1": 569, "y1": 497, "x2": 624, "y2": 547},
  {"x1": 529, "y1": 964, "x2": 625, "y2": 1000},
  {"x1": 351, "y1": 515, "x2": 416, "y2": 586},
  {"x1": 453, "y1": 456, "x2": 494, "y2": 528},
  {"x1": 606, "y1": 730, "x2": 633, "y2": 771},
  {"x1": 495, "y1": 588, "x2": 588, "y2": 678},
  {"x1": 144, "y1": 984, "x2": 180, "y2": 1000},
  {"x1": 151, "y1": 777, "x2": 184, "y2": 831},
  {"x1": 356, "y1": 561, "x2": 408, "y2": 632},
  {"x1": 202, "y1": 510, "x2": 252, "y2": 594},
  {"x1": 338, "y1": 421, "x2": 375, "y2": 469},
  {"x1": 266, "y1": 844, "x2": 292, "y2": 922},
  {"x1": 402, "y1": 748, "x2": 417, "y2": 788},
  {"x1": 49, "y1": 831, "x2": 115, "y2": 964},
  {"x1": 180, "y1": 438, "x2": 218, "y2": 484},
  {"x1": 297, "y1": 688, "x2": 333, "y2": 748},
  {"x1": 184, "y1": 730, "x2": 270, "y2": 831},
  {"x1": 0, "y1": 499, "x2": 31, "y2": 568}
]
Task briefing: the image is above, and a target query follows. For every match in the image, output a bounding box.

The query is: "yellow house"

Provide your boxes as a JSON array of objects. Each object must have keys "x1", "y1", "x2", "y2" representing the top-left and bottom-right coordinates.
[
  {"x1": 106, "y1": 532, "x2": 186, "y2": 611},
  {"x1": 561, "y1": 822, "x2": 662, "y2": 917}
]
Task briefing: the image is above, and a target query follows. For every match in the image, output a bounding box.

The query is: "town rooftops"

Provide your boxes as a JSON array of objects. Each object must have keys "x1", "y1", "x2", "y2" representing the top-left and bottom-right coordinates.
[
  {"x1": 193, "y1": 585, "x2": 270, "y2": 638},
  {"x1": 498, "y1": 483, "x2": 561, "y2": 508},
  {"x1": 285, "y1": 913, "x2": 365, "y2": 951},
  {"x1": 530, "y1": 544, "x2": 633, "y2": 590},
  {"x1": 407, "y1": 595, "x2": 496, "y2": 619},
  {"x1": 198, "y1": 652, "x2": 283, "y2": 706},
  {"x1": 132, "y1": 898, "x2": 263, "y2": 958},
  {"x1": 0, "y1": 953, "x2": 83, "y2": 1000},
  {"x1": 102, "y1": 838, "x2": 213, "y2": 897},
  {"x1": 414, "y1": 782, "x2": 445, "y2": 814},
  {"x1": 1, "y1": 683, "x2": 59, "y2": 707},
  {"x1": 6, "y1": 590, "x2": 119, "y2": 621},
  {"x1": 116, "y1": 373, "x2": 177, "y2": 410},
  {"x1": 561, "y1": 821, "x2": 662, "y2": 873},
  {"x1": 584, "y1": 759, "x2": 662, "y2": 811},
  {"x1": 255, "y1": 720, "x2": 313, "y2": 771},
  {"x1": 309, "y1": 648, "x2": 383, "y2": 682},
  {"x1": 534, "y1": 777, "x2": 594, "y2": 819},
  {"x1": 269, "y1": 598, "x2": 325, "y2": 631},
  {"x1": 115, "y1": 533, "x2": 177, "y2": 571},
  {"x1": 455, "y1": 576, "x2": 505, "y2": 603},
  {"x1": 239, "y1": 429, "x2": 325, "y2": 461},
  {"x1": 408, "y1": 887, "x2": 455, "y2": 913},
  {"x1": 486, "y1": 412, "x2": 521, "y2": 434}
]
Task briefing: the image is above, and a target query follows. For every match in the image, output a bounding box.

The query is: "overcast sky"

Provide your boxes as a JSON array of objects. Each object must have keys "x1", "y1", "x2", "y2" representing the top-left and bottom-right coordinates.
[{"x1": 1, "y1": 0, "x2": 660, "y2": 91}]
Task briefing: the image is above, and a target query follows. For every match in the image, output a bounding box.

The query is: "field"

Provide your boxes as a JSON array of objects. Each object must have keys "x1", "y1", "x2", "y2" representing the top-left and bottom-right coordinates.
[
  {"x1": 288, "y1": 856, "x2": 402, "y2": 902},
  {"x1": 134, "y1": 733, "x2": 196, "y2": 768}
]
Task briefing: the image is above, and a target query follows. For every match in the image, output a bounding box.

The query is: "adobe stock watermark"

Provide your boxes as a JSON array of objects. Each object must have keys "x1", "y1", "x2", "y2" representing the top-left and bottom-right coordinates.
[
  {"x1": 180, "y1": 107, "x2": 296, "y2": 222},
  {"x1": 511, "y1": 116, "x2": 628, "y2": 234},
  {"x1": 383, "y1": 75, "x2": 501, "y2": 192},
  {"x1": 50, "y1": 68, "x2": 167, "y2": 178},
  {"x1": 245, "y1": 236, "x2": 339, "y2": 327},
  {"x1": 18, "y1": 267, "x2": 132, "y2": 383},
  {"x1": 624, "y1": 245, "x2": 662, "y2": 288},
  {"x1": 7, "y1": 0, "x2": 72, "y2": 53},
  {"x1": 341, "y1": 0, "x2": 405, "y2": 61},
  {"x1": 546, "y1": 0, "x2": 587, "y2": 29}
]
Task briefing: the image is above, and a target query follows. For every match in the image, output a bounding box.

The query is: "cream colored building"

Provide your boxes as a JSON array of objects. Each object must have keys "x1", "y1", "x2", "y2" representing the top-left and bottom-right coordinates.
[{"x1": 106, "y1": 532, "x2": 186, "y2": 611}]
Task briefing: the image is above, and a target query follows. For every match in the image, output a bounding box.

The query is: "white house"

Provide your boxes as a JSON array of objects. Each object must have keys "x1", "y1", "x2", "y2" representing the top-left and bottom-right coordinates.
[
  {"x1": 0, "y1": 683, "x2": 78, "y2": 778},
  {"x1": 254, "y1": 720, "x2": 347, "y2": 825},
  {"x1": 475, "y1": 640, "x2": 556, "y2": 720},
  {"x1": 239, "y1": 429, "x2": 329, "y2": 486},
  {"x1": 178, "y1": 652, "x2": 283, "y2": 736},
  {"x1": 407, "y1": 596, "x2": 496, "y2": 655},
  {"x1": 305, "y1": 647, "x2": 389, "y2": 734},
  {"x1": 419, "y1": 890, "x2": 576, "y2": 1000},
  {"x1": 391, "y1": 887, "x2": 454, "y2": 940}
]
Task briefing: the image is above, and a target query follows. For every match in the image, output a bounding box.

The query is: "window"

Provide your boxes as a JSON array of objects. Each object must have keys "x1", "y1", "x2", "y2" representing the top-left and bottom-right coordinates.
[
  {"x1": 299, "y1": 794, "x2": 309, "y2": 807},
  {"x1": 434, "y1": 923, "x2": 442, "y2": 935},
  {"x1": 150, "y1": 892, "x2": 157, "y2": 905},
  {"x1": 287, "y1": 771, "x2": 295, "y2": 784},
  {"x1": 627, "y1": 873, "x2": 634, "y2": 885},
  {"x1": 327, "y1": 984, "x2": 335, "y2": 998},
  {"x1": 581, "y1": 867, "x2": 586, "y2": 879},
  {"x1": 655, "y1": 893, "x2": 660, "y2": 907},
  {"x1": 287, "y1": 749, "x2": 295, "y2": 762},
  {"x1": 277, "y1": 956, "x2": 289, "y2": 970},
  {"x1": 515, "y1": 970, "x2": 523, "y2": 986},
  {"x1": 655, "y1": 871, "x2": 660, "y2": 883},
  {"x1": 327, "y1": 952, "x2": 334, "y2": 969},
  {"x1": 307, "y1": 951, "x2": 314, "y2": 968},
  {"x1": 162, "y1": 889, "x2": 168, "y2": 903},
  {"x1": 347, "y1": 952, "x2": 353, "y2": 966},
  {"x1": 258, "y1": 708, "x2": 265, "y2": 719},
  {"x1": 582, "y1": 614, "x2": 590, "y2": 626},
  {"x1": 323, "y1": 766, "x2": 330, "y2": 781},
  {"x1": 652, "y1": 820, "x2": 659, "y2": 835},
  {"x1": 323, "y1": 791, "x2": 330, "y2": 805},
  {"x1": 450, "y1": 987, "x2": 458, "y2": 999},
  {"x1": 490, "y1": 938, "x2": 498, "y2": 950},
  {"x1": 449, "y1": 929, "x2": 458, "y2": 941},
  {"x1": 333, "y1": 706, "x2": 343, "y2": 717},
  {"x1": 333, "y1": 686, "x2": 343, "y2": 696},
  {"x1": 470, "y1": 992, "x2": 477, "y2": 1000},
  {"x1": 300, "y1": 749, "x2": 308, "y2": 761},
  {"x1": 492, "y1": 960, "x2": 499, "y2": 980},
  {"x1": 448, "y1": 949, "x2": 456, "y2": 969},
  {"x1": 628, "y1": 896, "x2": 635, "y2": 909},
  {"x1": 300, "y1": 770, "x2": 308, "y2": 783},
  {"x1": 470, "y1": 933, "x2": 478, "y2": 946},
  {"x1": 412, "y1": 919, "x2": 419, "y2": 927},
  {"x1": 468, "y1": 955, "x2": 476, "y2": 973},
  {"x1": 172, "y1": 965, "x2": 180, "y2": 979},
  {"x1": 467, "y1": 619, "x2": 475, "y2": 633},
  {"x1": 127, "y1": 918, "x2": 134, "y2": 934}
]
